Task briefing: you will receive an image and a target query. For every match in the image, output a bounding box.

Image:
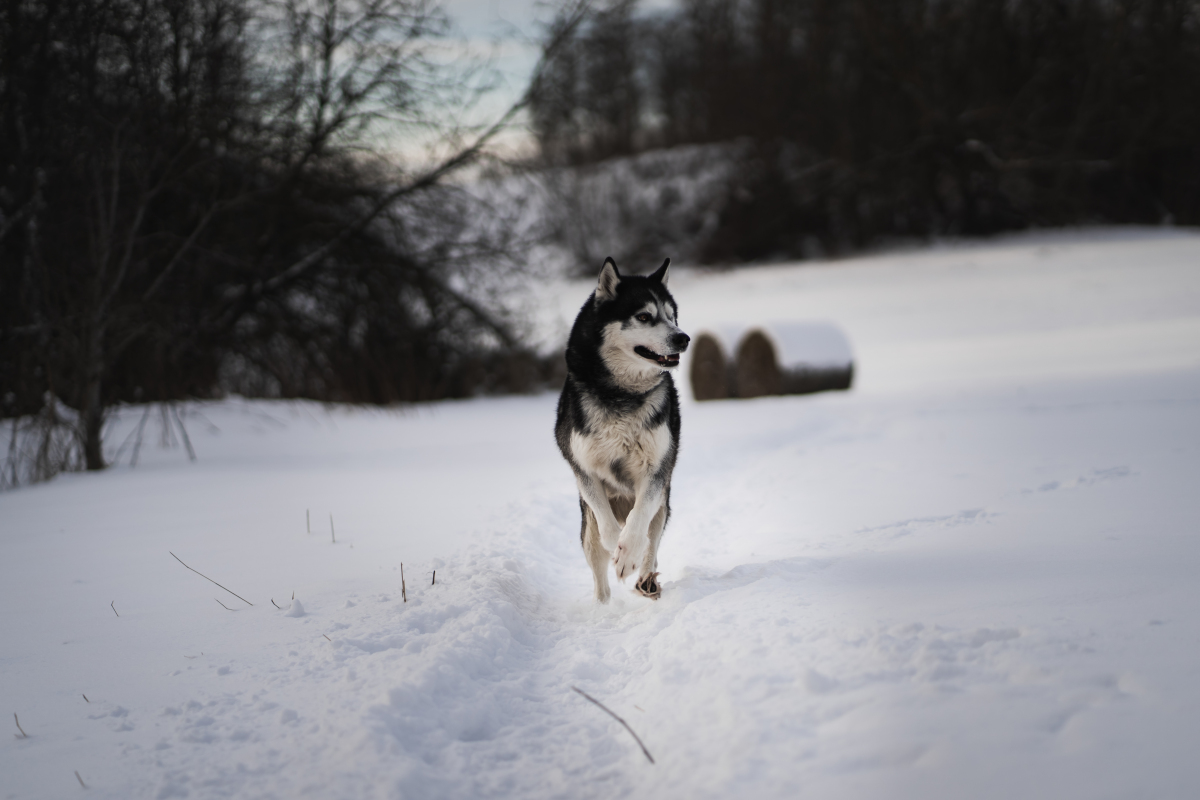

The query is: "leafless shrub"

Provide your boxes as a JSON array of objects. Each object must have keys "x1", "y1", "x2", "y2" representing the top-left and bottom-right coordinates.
[{"x1": 0, "y1": 396, "x2": 83, "y2": 489}]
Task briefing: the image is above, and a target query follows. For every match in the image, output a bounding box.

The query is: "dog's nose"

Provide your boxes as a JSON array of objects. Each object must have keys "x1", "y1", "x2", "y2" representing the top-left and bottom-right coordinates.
[{"x1": 670, "y1": 332, "x2": 691, "y2": 352}]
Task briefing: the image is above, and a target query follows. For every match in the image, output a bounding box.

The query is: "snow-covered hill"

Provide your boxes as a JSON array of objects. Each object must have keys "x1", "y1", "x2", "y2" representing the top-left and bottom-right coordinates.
[{"x1": 3, "y1": 229, "x2": 1200, "y2": 799}]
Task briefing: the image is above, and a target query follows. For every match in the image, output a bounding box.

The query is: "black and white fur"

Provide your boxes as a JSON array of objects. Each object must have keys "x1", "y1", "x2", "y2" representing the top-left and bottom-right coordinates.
[{"x1": 555, "y1": 257, "x2": 690, "y2": 602}]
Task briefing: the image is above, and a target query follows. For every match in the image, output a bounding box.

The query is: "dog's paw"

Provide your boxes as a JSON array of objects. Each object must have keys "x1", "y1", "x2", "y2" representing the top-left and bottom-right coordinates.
[
  {"x1": 634, "y1": 572, "x2": 661, "y2": 600},
  {"x1": 611, "y1": 541, "x2": 641, "y2": 582}
]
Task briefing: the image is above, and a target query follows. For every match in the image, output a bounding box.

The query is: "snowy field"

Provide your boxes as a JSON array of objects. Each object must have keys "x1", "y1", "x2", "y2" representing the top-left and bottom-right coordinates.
[{"x1": 3, "y1": 229, "x2": 1200, "y2": 799}]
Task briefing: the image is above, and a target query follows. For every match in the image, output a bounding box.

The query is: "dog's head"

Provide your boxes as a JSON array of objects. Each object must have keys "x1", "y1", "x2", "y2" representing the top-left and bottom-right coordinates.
[{"x1": 592, "y1": 257, "x2": 690, "y2": 390}]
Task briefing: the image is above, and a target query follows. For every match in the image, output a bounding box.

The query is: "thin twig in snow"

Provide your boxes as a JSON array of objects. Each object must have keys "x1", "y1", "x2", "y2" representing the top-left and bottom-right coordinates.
[
  {"x1": 401, "y1": 563, "x2": 406, "y2": 603},
  {"x1": 82, "y1": 695, "x2": 89, "y2": 703},
  {"x1": 170, "y1": 552, "x2": 253, "y2": 605},
  {"x1": 323, "y1": 634, "x2": 331, "y2": 641},
  {"x1": 14, "y1": 713, "x2": 28, "y2": 738},
  {"x1": 271, "y1": 598, "x2": 282, "y2": 609},
  {"x1": 110, "y1": 601, "x2": 119, "y2": 617},
  {"x1": 432, "y1": 570, "x2": 436, "y2": 586},
  {"x1": 75, "y1": 771, "x2": 87, "y2": 788},
  {"x1": 330, "y1": 513, "x2": 335, "y2": 544},
  {"x1": 215, "y1": 598, "x2": 234, "y2": 611},
  {"x1": 571, "y1": 687, "x2": 655, "y2": 764}
]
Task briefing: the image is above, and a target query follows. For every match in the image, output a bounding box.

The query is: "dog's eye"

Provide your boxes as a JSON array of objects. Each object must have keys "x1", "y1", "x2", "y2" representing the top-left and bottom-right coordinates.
[{"x1": 636, "y1": 313, "x2": 652, "y2": 323}]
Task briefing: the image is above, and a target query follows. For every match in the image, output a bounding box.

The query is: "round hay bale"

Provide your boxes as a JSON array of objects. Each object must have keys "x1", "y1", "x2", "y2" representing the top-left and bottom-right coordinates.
[
  {"x1": 735, "y1": 329, "x2": 782, "y2": 398},
  {"x1": 689, "y1": 333, "x2": 730, "y2": 401}
]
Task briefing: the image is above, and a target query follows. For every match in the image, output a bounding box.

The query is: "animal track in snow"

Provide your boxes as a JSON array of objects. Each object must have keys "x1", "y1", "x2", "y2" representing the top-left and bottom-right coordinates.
[
  {"x1": 1025, "y1": 466, "x2": 1134, "y2": 494},
  {"x1": 855, "y1": 508, "x2": 996, "y2": 537}
]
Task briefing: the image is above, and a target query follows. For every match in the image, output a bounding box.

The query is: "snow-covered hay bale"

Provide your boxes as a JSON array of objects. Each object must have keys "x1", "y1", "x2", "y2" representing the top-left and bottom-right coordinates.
[
  {"x1": 689, "y1": 332, "x2": 731, "y2": 400},
  {"x1": 735, "y1": 330, "x2": 783, "y2": 398},
  {"x1": 723, "y1": 322, "x2": 854, "y2": 398},
  {"x1": 765, "y1": 322, "x2": 855, "y2": 395}
]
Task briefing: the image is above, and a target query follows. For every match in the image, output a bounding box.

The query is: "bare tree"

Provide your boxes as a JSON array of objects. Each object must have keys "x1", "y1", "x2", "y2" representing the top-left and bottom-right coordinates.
[{"x1": 0, "y1": 0, "x2": 591, "y2": 483}]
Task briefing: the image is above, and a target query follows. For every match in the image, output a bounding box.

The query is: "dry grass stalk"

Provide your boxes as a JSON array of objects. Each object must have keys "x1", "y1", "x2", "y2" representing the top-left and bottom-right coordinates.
[
  {"x1": 571, "y1": 687, "x2": 654, "y2": 764},
  {"x1": 401, "y1": 563, "x2": 407, "y2": 602},
  {"x1": 14, "y1": 713, "x2": 28, "y2": 738},
  {"x1": 171, "y1": 404, "x2": 196, "y2": 462},
  {"x1": 432, "y1": 570, "x2": 436, "y2": 586},
  {"x1": 215, "y1": 598, "x2": 234, "y2": 611},
  {"x1": 330, "y1": 513, "x2": 336, "y2": 544},
  {"x1": 75, "y1": 771, "x2": 87, "y2": 788},
  {"x1": 110, "y1": 601, "x2": 119, "y2": 617},
  {"x1": 271, "y1": 598, "x2": 282, "y2": 609},
  {"x1": 82, "y1": 694, "x2": 89, "y2": 703},
  {"x1": 170, "y1": 551, "x2": 253, "y2": 606}
]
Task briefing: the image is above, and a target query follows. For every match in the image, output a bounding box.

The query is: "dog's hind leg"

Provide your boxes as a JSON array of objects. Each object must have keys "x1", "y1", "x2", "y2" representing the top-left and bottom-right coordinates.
[
  {"x1": 580, "y1": 499, "x2": 611, "y2": 603},
  {"x1": 634, "y1": 502, "x2": 668, "y2": 600}
]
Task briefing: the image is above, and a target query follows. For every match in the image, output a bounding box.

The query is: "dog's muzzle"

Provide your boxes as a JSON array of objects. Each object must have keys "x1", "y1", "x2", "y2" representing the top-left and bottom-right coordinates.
[{"x1": 634, "y1": 333, "x2": 689, "y2": 367}]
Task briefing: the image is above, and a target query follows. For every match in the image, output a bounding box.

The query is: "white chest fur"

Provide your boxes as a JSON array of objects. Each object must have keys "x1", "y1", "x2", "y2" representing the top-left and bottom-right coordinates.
[{"x1": 569, "y1": 390, "x2": 671, "y2": 497}]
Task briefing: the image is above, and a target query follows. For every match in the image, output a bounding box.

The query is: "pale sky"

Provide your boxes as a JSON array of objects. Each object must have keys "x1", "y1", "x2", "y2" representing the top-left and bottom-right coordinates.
[
  {"x1": 430, "y1": 0, "x2": 550, "y2": 157},
  {"x1": 398, "y1": 0, "x2": 678, "y2": 162}
]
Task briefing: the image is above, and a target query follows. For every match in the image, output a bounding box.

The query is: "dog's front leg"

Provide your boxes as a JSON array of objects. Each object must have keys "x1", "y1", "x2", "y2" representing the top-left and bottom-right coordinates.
[
  {"x1": 576, "y1": 475, "x2": 623, "y2": 552},
  {"x1": 612, "y1": 481, "x2": 664, "y2": 582}
]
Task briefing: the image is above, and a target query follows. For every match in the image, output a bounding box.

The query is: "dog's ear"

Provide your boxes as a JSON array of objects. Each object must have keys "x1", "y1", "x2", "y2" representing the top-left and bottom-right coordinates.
[
  {"x1": 648, "y1": 258, "x2": 671, "y2": 286},
  {"x1": 595, "y1": 257, "x2": 621, "y2": 304}
]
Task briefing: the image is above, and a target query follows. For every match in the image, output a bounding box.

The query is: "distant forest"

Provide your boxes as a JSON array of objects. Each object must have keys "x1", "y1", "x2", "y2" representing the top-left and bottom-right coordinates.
[{"x1": 532, "y1": 0, "x2": 1200, "y2": 261}]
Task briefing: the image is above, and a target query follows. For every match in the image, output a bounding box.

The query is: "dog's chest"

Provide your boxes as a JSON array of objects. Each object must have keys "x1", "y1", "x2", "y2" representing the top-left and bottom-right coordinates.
[{"x1": 570, "y1": 400, "x2": 670, "y2": 494}]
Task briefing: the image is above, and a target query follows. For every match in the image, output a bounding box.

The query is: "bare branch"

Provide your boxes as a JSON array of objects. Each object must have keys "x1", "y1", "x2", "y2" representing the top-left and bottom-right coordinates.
[
  {"x1": 142, "y1": 205, "x2": 220, "y2": 302},
  {"x1": 170, "y1": 551, "x2": 254, "y2": 606},
  {"x1": 571, "y1": 686, "x2": 654, "y2": 764}
]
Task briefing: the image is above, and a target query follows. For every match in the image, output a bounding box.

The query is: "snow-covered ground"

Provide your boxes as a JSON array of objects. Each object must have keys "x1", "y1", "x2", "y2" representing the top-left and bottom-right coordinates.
[{"x1": 3, "y1": 229, "x2": 1200, "y2": 799}]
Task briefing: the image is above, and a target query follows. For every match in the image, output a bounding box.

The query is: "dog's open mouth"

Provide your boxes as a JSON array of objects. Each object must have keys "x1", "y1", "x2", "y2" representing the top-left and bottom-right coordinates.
[{"x1": 634, "y1": 345, "x2": 680, "y2": 367}]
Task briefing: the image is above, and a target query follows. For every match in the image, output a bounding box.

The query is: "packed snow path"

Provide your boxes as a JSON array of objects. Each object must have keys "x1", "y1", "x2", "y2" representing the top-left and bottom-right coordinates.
[{"x1": 3, "y1": 230, "x2": 1200, "y2": 799}]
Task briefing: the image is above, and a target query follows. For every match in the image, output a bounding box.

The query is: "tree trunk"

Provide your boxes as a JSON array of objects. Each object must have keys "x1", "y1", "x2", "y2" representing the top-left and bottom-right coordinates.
[{"x1": 80, "y1": 328, "x2": 106, "y2": 471}]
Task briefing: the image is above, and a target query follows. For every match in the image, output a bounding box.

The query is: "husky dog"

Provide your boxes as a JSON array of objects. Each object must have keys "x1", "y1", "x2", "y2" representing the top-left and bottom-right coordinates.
[{"x1": 555, "y1": 257, "x2": 690, "y2": 602}]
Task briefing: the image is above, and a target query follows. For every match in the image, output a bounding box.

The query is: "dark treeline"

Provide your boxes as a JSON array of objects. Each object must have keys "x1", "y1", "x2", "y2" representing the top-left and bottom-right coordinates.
[
  {"x1": 1, "y1": 0, "x2": 554, "y2": 479},
  {"x1": 533, "y1": 0, "x2": 1200, "y2": 261}
]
